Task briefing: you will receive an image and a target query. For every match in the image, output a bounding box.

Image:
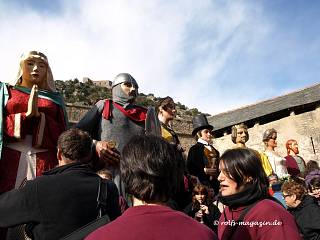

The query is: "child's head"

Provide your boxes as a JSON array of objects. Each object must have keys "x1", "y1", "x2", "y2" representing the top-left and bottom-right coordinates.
[
  {"x1": 268, "y1": 174, "x2": 278, "y2": 186},
  {"x1": 309, "y1": 177, "x2": 320, "y2": 199}
]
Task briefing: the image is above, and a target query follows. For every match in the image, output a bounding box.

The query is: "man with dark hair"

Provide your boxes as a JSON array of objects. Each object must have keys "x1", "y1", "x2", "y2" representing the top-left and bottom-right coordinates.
[
  {"x1": 0, "y1": 128, "x2": 120, "y2": 240},
  {"x1": 86, "y1": 135, "x2": 216, "y2": 240}
]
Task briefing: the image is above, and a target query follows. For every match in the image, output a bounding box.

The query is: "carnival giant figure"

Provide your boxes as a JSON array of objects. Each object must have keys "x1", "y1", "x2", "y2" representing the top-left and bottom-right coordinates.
[
  {"x1": 0, "y1": 50, "x2": 68, "y2": 239},
  {"x1": 187, "y1": 114, "x2": 220, "y2": 195},
  {"x1": 285, "y1": 139, "x2": 306, "y2": 177},
  {"x1": 261, "y1": 128, "x2": 288, "y2": 178},
  {"x1": 231, "y1": 123, "x2": 249, "y2": 148},
  {"x1": 76, "y1": 73, "x2": 147, "y2": 198},
  {"x1": 156, "y1": 96, "x2": 183, "y2": 151}
]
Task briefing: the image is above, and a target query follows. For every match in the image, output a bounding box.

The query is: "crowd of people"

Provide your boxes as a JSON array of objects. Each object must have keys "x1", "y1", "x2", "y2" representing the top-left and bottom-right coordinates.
[{"x1": 0, "y1": 50, "x2": 319, "y2": 240}]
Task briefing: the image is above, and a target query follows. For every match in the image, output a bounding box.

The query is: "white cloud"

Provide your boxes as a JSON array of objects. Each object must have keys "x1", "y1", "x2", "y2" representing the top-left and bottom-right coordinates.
[{"x1": 0, "y1": 0, "x2": 318, "y2": 115}]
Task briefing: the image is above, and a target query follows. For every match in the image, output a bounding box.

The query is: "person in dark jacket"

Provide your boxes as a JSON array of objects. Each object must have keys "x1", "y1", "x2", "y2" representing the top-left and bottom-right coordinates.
[
  {"x1": 282, "y1": 177, "x2": 320, "y2": 240},
  {"x1": 309, "y1": 177, "x2": 320, "y2": 205},
  {"x1": 0, "y1": 128, "x2": 120, "y2": 240},
  {"x1": 184, "y1": 184, "x2": 220, "y2": 234},
  {"x1": 217, "y1": 148, "x2": 301, "y2": 240},
  {"x1": 187, "y1": 114, "x2": 220, "y2": 194}
]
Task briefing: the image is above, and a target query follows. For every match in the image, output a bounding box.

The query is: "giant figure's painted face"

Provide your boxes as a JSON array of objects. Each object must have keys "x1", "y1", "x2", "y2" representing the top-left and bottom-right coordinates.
[
  {"x1": 235, "y1": 127, "x2": 248, "y2": 144},
  {"x1": 22, "y1": 57, "x2": 47, "y2": 88}
]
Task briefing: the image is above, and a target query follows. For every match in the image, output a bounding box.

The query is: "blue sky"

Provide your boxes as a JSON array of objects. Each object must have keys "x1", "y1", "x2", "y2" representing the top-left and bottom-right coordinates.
[{"x1": 0, "y1": 0, "x2": 319, "y2": 114}]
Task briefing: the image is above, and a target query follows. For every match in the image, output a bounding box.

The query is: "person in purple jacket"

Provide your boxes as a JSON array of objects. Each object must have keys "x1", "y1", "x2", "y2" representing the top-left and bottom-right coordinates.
[
  {"x1": 304, "y1": 160, "x2": 320, "y2": 187},
  {"x1": 217, "y1": 148, "x2": 301, "y2": 240},
  {"x1": 86, "y1": 135, "x2": 217, "y2": 240}
]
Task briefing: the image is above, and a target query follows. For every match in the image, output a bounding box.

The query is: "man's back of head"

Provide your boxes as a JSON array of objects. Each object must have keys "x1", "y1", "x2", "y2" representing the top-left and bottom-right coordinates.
[
  {"x1": 121, "y1": 135, "x2": 184, "y2": 204},
  {"x1": 57, "y1": 128, "x2": 92, "y2": 164}
]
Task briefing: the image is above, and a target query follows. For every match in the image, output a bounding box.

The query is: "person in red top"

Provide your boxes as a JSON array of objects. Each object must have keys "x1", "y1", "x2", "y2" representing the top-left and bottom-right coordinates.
[
  {"x1": 86, "y1": 135, "x2": 216, "y2": 240},
  {"x1": 217, "y1": 148, "x2": 301, "y2": 240}
]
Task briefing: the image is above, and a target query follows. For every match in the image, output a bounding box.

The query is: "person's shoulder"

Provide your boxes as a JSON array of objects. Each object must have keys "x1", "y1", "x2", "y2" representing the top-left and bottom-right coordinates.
[
  {"x1": 248, "y1": 199, "x2": 293, "y2": 221},
  {"x1": 95, "y1": 99, "x2": 108, "y2": 107},
  {"x1": 172, "y1": 210, "x2": 216, "y2": 239},
  {"x1": 128, "y1": 103, "x2": 148, "y2": 112},
  {"x1": 302, "y1": 195, "x2": 320, "y2": 209},
  {"x1": 135, "y1": 104, "x2": 147, "y2": 110},
  {"x1": 245, "y1": 199, "x2": 301, "y2": 237},
  {"x1": 255, "y1": 199, "x2": 284, "y2": 210},
  {"x1": 84, "y1": 218, "x2": 121, "y2": 240},
  {"x1": 103, "y1": 178, "x2": 118, "y2": 192},
  {"x1": 191, "y1": 142, "x2": 204, "y2": 149},
  {"x1": 19, "y1": 175, "x2": 48, "y2": 193},
  {"x1": 249, "y1": 199, "x2": 290, "y2": 220},
  {"x1": 187, "y1": 143, "x2": 203, "y2": 157}
]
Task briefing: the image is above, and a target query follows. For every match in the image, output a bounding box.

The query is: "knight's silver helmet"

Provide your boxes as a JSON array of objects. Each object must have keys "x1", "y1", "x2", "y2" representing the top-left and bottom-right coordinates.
[{"x1": 112, "y1": 73, "x2": 138, "y2": 89}]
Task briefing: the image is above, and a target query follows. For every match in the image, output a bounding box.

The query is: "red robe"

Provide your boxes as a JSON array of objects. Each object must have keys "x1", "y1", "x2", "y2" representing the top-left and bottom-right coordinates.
[{"x1": 0, "y1": 87, "x2": 66, "y2": 193}]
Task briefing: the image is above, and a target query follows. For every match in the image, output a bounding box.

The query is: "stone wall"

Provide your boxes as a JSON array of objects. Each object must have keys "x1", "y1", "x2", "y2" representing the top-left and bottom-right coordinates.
[
  {"x1": 211, "y1": 107, "x2": 320, "y2": 162},
  {"x1": 172, "y1": 118, "x2": 195, "y2": 151},
  {"x1": 66, "y1": 104, "x2": 91, "y2": 125}
]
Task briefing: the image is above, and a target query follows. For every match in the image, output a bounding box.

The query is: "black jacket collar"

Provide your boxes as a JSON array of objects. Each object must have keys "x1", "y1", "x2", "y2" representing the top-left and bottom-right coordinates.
[{"x1": 43, "y1": 162, "x2": 92, "y2": 175}]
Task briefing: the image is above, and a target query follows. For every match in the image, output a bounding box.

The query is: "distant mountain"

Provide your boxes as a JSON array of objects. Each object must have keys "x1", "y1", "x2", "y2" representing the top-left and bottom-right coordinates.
[{"x1": 55, "y1": 79, "x2": 208, "y2": 117}]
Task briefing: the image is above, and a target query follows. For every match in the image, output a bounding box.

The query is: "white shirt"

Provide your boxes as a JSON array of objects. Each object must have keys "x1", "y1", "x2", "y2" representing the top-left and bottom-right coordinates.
[{"x1": 264, "y1": 150, "x2": 288, "y2": 178}]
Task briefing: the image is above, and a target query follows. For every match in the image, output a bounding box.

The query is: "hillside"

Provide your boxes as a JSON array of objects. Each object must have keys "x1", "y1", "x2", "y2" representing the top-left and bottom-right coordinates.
[{"x1": 55, "y1": 79, "x2": 207, "y2": 119}]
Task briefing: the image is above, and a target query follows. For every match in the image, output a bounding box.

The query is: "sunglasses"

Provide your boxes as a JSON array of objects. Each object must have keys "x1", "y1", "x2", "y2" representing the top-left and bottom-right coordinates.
[{"x1": 283, "y1": 194, "x2": 292, "y2": 198}]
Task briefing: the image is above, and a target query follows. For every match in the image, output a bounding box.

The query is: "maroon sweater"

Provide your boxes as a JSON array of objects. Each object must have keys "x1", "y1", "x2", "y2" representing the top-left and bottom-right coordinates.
[
  {"x1": 86, "y1": 205, "x2": 216, "y2": 240},
  {"x1": 218, "y1": 199, "x2": 302, "y2": 240}
]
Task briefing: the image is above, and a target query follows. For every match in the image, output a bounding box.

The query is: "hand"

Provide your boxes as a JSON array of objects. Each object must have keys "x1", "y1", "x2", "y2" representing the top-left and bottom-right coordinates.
[
  {"x1": 195, "y1": 210, "x2": 204, "y2": 219},
  {"x1": 96, "y1": 140, "x2": 120, "y2": 166},
  {"x1": 26, "y1": 85, "x2": 40, "y2": 118},
  {"x1": 200, "y1": 204, "x2": 209, "y2": 214}
]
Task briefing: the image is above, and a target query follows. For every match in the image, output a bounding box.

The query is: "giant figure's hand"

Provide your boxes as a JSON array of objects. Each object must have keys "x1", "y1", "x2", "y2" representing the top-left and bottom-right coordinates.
[
  {"x1": 26, "y1": 85, "x2": 40, "y2": 118},
  {"x1": 96, "y1": 140, "x2": 120, "y2": 166}
]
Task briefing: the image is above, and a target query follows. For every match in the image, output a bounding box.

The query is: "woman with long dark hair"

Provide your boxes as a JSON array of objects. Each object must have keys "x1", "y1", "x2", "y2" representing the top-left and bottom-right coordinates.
[{"x1": 217, "y1": 148, "x2": 301, "y2": 240}]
